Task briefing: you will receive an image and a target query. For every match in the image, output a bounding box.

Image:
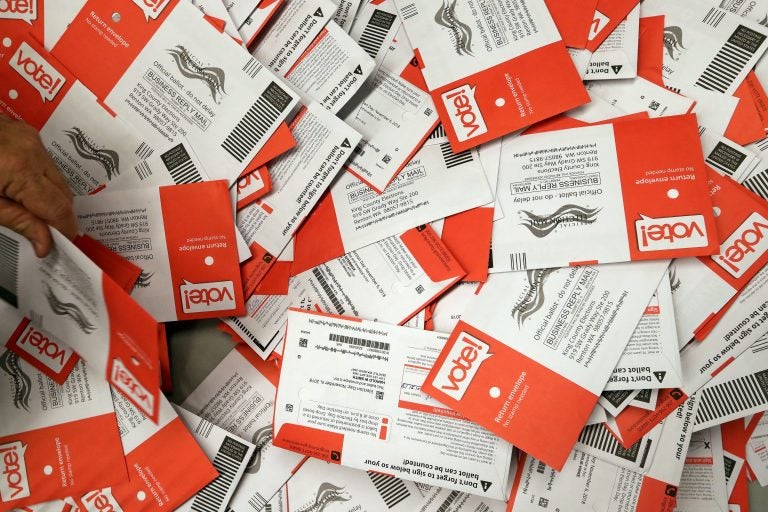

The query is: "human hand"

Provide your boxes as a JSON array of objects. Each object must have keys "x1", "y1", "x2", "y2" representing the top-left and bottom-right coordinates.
[{"x1": 0, "y1": 116, "x2": 77, "y2": 257}]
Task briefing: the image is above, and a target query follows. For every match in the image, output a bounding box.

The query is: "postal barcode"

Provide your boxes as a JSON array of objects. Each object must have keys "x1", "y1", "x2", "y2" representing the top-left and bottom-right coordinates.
[
  {"x1": 135, "y1": 141, "x2": 154, "y2": 160},
  {"x1": 695, "y1": 26, "x2": 766, "y2": 93},
  {"x1": 757, "y1": 137, "x2": 768, "y2": 152},
  {"x1": 194, "y1": 418, "x2": 215, "y2": 438},
  {"x1": 367, "y1": 472, "x2": 412, "y2": 508},
  {"x1": 242, "y1": 58, "x2": 263, "y2": 79},
  {"x1": 191, "y1": 436, "x2": 249, "y2": 512},
  {"x1": 312, "y1": 268, "x2": 345, "y2": 314},
  {"x1": 701, "y1": 7, "x2": 726, "y2": 28},
  {"x1": 440, "y1": 142, "x2": 473, "y2": 169},
  {"x1": 161, "y1": 144, "x2": 202, "y2": 184},
  {"x1": 509, "y1": 252, "x2": 527, "y2": 271},
  {"x1": 247, "y1": 494, "x2": 267, "y2": 510},
  {"x1": 578, "y1": 424, "x2": 644, "y2": 463},
  {"x1": 429, "y1": 124, "x2": 447, "y2": 140},
  {"x1": 228, "y1": 317, "x2": 260, "y2": 345},
  {"x1": 399, "y1": 3, "x2": 418, "y2": 20},
  {"x1": 752, "y1": 337, "x2": 768, "y2": 353},
  {"x1": 0, "y1": 232, "x2": 20, "y2": 308},
  {"x1": 134, "y1": 161, "x2": 152, "y2": 181},
  {"x1": 695, "y1": 370, "x2": 768, "y2": 424},
  {"x1": 222, "y1": 82, "x2": 292, "y2": 162},
  {"x1": 329, "y1": 333, "x2": 390, "y2": 351},
  {"x1": 744, "y1": 170, "x2": 768, "y2": 199},
  {"x1": 358, "y1": 9, "x2": 397, "y2": 59},
  {"x1": 436, "y1": 490, "x2": 461, "y2": 512}
]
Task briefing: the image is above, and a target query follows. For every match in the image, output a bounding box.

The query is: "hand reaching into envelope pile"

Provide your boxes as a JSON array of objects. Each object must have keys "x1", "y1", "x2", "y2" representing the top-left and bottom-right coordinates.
[{"x1": 2, "y1": 0, "x2": 768, "y2": 510}]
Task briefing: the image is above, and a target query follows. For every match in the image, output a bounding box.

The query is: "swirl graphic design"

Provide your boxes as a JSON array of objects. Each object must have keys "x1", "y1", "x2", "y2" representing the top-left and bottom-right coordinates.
[
  {"x1": 294, "y1": 483, "x2": 351, "y2": 512},
  {"x1": 669, "y1": 265, "x2": 681, "y2": 293},
  {"x1": 434, "y1": 0, "x2": 474, "y2": 56},
  {"x1": 63, "y1": 128, "x2": 120, "y2": 180},
  {"x1": 134, "y1": 271, "x2": 154, "y2": 289},
  {"x1": 245, "y1": 425, "x2": 273, "y2": 474},
  {"x1": 760, "y1": 14, "x2": 768, "y2": 27},
  {"x1": 520, "y1": 204, "x2": 601, "y2": 238},
  {"x1": 168, "y1": 46, "x2": 226, "y2": 103},
  {"x1": 45, "y1": 285, "x2": 96, "y2": 334},
  {"x1": 0, "y1": 349, "x2": 31, "y2": 411},
  {"x1": 664, "y1": 26, "x2": 686, "y2": 60},
  {"x1": 511, "y1": 269, "x2": 555, "y2": 326}
]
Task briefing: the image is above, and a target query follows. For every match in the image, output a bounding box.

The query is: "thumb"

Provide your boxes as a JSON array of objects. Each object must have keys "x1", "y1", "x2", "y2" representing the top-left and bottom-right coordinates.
[{"x1": 0, "y1": 198, "x2": 54, "y2": 257}]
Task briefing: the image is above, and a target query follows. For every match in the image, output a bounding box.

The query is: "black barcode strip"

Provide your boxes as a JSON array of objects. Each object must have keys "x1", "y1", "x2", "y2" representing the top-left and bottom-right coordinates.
[
  {"x1": 701, "y1": 7, "x2": 726, "y2": 28},
  {"x1": 135, "y1": 142, "x2": 154, "y2": 160},
  {"x1": 243, "y1": 58, "x2": 263, "y2": 79},
  {"x1": 248, "y1": 495, "x2": 267, "y2": 510},
  {"x1": 428, "y1": 124, "x2": 447, "y2": 140},
  {"x1": 509, "y1": 252, "x2": 527, "y2": 271},
  {"x1": 439, "y1": 142, "x2": 473, "y2": 169},
  {"x1": 757, "y1": 138, "x2": 768, "y2": 152},
  {"x1": 222, "y1": 97, "x2": 282, "y2": 162},
  {"x1": 665, "y1": 85, "x2": 682, "y2": 94},
  {"x1": 357, "y1": 9, "x2": 397, "y2": 59},
  {"x1": 367, "y1": 472, "x2": 411, "y2": 509},
  {"x1": 134, "y1": 161, "x2": 152, "y2": 181},
  {"x1": 744, "y1": 170, "x2": 768, "y2": 199},
  {"x1": 329, "y1": 333, "x2": 390, "y2": 351},
  {"x1": 695, "y1": 41, "x2": 755, "y2": 93},
  {"x1": 724, "y1": 455, "x2": 736, "y2": 479},
  {"x1": 0, "y1": 232, "x2": 20, "y2": 308},
  {"x1": 752, "y1": 337, "x2": 768, "y2": 352},
  {"x1": 536, "y1": 460, "x2": 546, "y2": 474},
  {"x1": 436, "y1": 490, "x2": 461, "y2": 512},
  {"x1": 695, "y1": 370, "x2": 768, "y2": 424},
  {"x1": 578, "y1": 423, "x2": 643, "y2": 463},
  {"x1": 228, "y1": 317, "x2": 260, "y2": 345},
  {"x1": 160, "y1": 144, "x2": 203, "y2": 184},
  {"x1": 195, "y1": 418, "x2": 215, "y2": 438},
  {"x1": 312, "y1": 268, "x2": 345, "y2": 314},
  {"x1": 264, "y1": 505, "x2": 272, "y2": 512},
  {"x1": 191, "y1": 437, "x2": 249, "y2": 512},
  {"x1": 400, "y1": 3, "x2": 418, "y2": 20}
]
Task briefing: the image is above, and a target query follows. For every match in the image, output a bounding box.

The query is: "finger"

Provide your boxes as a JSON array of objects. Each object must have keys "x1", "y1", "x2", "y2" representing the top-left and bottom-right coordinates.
[
  {"x1": 0, "y1": 198, "x2": 53, "y2": 257},
  {"x1": 2, "y1": 172, "x2": 78, "y2": 240},
  {"x1": 40, "y1": 155, "x2": 74, "y2": 199}
]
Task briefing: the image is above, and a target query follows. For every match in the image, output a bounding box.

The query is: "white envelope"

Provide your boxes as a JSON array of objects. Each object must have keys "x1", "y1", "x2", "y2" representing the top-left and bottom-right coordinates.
[
  {"x1": 292, "y1": 134, "x2": 492, "y2": 273},
  {"x1": 607, "y1": 272, "x2": 684, "y2": 390},
  {"x1": 237, "y1": 102, "x2": 362, "y2": 292},
  {"x1": 274, "y1": 309, "x2": 515, "y2": 500},
  {"x1": 173, "y1": 405, "x2": 257, "y2": 512},
  {"x1": 693, "y1": 336, "x2": 768, "y2": 431},
  {"x1": 643, "y1": 0, "x2": 768, "y2": 96},
  {"x1": 252, "y1": 0, "x2": 336, "y2": 75},
  {"x1": 416, "y1": 486, "x2": 507, "y2": 512},
  {"x1": 587, "y1": 76, "x2": 695, "y2": 118},
  {"x1": 51, "y1": 0, "x2": 300, "y2": 183},
  {"x1": 421, "y1": 260, "x2": 669, "y2": 470},
  {"x1": 491, "y1": 115, "x2": 718, "y2": 272},
  {"x1": 610, "y1": 265, "x2": 768, "y2": 448},
  {"x1": 283, "y1": 21, "x2": 375, "y2": 114},
  {"x1": 675, "y1": 427, "x2": 729, "y2": 512},
  {"x1": 331, "y1": 0, "x2": 362, "y2": 32},
  {"x1": 342, "y1": 65, "x2": 440, "y2": 193},
  {"x1": 182, "y1": 346, "x2": 306, "y2": 511}
]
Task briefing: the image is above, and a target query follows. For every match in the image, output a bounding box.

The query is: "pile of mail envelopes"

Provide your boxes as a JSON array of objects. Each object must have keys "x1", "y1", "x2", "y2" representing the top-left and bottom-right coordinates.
[{"x1": 2, "y1": 0, "x2": 768, "y2": 510}]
